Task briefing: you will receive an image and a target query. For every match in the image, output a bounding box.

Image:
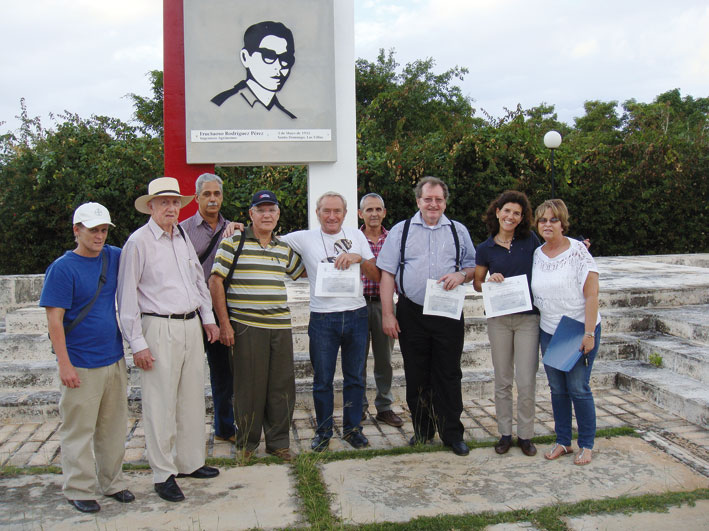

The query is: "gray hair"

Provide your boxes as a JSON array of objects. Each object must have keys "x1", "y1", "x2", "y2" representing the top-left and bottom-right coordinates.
[
  {"x1": 359, "y1": 193, "x2": 385, "y2": 210},
  {"x1": 415, "y1": 176, "x2": 449, "y2": 200},
  {"x1": 195, "y1": 173, "x2": 223, "y2": 195},
  {"x1": 316, "y1": 191, "x2": 347, "y2": 211}
]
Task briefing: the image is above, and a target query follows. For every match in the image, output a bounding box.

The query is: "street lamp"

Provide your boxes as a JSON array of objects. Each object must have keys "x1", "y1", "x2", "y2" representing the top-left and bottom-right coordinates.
[{"x1": 543, "y1": 130, "x2": 562, "y2": 198}]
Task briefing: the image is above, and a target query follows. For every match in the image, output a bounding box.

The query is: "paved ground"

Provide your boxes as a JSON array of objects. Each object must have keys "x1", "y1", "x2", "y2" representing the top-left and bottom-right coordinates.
[
  {"x1": 1, "y1": 388, "x2": 708, "y2": 529},
  {"x1": 2, "y1": 388, "x2": 706, "y2": 467}
]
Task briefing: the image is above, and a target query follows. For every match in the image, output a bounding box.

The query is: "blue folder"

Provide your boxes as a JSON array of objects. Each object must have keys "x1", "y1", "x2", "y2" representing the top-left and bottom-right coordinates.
[{"x1": 543, "y1": 316, "x2": 585, "y2": 372}]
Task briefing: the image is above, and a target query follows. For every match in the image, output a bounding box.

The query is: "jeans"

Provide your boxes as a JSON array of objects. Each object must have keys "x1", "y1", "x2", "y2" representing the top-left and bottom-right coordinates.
[
  {"x1": 308, "y1": 306, "x2": 368, "y2": 438},
  {"x1": 205, "y1": 339, "x2": 235, "y2": 439},
  {"x1": 540, "y1": 323, "x2": 601, "y2": 449}
]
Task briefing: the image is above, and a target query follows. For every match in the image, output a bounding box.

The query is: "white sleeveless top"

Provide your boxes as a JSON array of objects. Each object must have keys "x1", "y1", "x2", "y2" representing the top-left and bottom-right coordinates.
[{"x1": 531, "y1": 237, "x2": 601, "y2": 334}]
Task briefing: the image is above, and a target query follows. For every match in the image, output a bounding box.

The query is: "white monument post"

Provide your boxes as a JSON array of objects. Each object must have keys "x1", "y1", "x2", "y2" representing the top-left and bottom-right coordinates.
[{"x1": 307, "y1": 0, "x2": 357, "y2": 229}]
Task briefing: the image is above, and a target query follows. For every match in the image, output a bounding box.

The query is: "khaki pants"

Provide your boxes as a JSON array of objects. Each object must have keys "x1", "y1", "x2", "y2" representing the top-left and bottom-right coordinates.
[
  {"x1": 59, "y1": 357, "x2": 127, "y2": 500},
  {"x1": 487, "y1": 313, "x2": 540, "y2": 440},
  {"x1": 141, "y1": 315, "x2": 206, "y2": 483}
]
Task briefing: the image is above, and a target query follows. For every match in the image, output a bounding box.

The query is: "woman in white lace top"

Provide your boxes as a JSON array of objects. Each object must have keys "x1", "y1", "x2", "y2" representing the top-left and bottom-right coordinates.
[{"x1": 531, "y1": 199, "x2": 601, "y2": 466}]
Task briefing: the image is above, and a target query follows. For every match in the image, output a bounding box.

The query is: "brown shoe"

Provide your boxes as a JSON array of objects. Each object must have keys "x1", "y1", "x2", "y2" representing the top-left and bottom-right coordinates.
[
  {"x1": 214, "y1": 434, "x2": 236, "y2": 443},
  {"x1": 518, "y1": 438, "x2": 537, "y2": 457},
  {"x1": 494, "y1": 436, "x2": 512, "y2": 455},
  {"x1": 266, "y1": 448, "x2": 293, "y2": 462},
  {"x1": 375, "y1": 410, "x2": 404, "y2": 427}
]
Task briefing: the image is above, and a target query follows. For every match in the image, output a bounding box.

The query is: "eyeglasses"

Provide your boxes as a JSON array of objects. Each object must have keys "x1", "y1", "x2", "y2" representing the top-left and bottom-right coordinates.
[
  {"x1": 257, "y1": 48, "x2": 294, "y2": 68},
  {"x1": 537, "y1": 217, "x2": 560, "y2": 225},
  {"x1": 421, "y1": 197, "x2": 445, "y2": 205}
]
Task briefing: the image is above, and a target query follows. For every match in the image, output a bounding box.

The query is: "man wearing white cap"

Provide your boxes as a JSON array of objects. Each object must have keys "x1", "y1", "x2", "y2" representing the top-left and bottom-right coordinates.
[
  {"x1": 40, "y1": 202, "x2": 134, "y2": 513},
  {"x1": 117, "y1": 177, "x2": 220, "y2": 503}
]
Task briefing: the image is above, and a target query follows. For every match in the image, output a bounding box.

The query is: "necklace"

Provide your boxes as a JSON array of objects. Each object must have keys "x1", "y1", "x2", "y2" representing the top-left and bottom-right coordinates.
[
  {"x1": 320, "y1": 228, "x2": 346, "y2": 260},
  {"x1": 495, "y1": 235, "x2": 513, "y2": 245}
]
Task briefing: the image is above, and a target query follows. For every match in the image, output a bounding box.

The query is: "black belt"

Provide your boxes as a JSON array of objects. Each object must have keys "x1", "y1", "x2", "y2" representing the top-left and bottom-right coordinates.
[
  {"x1": 142, "y1": 310, "x2": 198, "y2": 320},
  {"x1": 364, "y1": 295, "x2": 380, "y2": 302}
]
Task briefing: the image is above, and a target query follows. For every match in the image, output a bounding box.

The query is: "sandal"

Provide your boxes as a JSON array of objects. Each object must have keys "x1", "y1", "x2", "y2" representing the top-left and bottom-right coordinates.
[
  {"x1": 544, "y1": 443, "x2": 573, "y2": 460},
  {"x1": 574, "y1": 448, "x2": 593, "y2": 466}
]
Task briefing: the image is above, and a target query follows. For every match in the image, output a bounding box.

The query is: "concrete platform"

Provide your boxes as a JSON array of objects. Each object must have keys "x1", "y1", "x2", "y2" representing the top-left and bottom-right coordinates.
[
  {"x1": 321, "y1": 436, "x2": 708, "y2": 525},
  {"x1": 0, "y1": 464, "x2": 301, "y2": 530}
]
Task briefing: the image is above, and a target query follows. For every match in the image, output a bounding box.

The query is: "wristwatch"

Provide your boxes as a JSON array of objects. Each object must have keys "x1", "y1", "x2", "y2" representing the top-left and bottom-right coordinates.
[
  {"x1": 584, "y1": 331, "x2": 595, "y2": 338},
  {"x1": 459, "y1": 271, "x2": 467, "y2": 282}
]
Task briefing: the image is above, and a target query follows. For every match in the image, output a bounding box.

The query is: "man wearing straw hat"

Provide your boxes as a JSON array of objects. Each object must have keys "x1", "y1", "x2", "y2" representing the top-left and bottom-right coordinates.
[{"x1": 117, "y1": 177, "x2": 220, "y2": 503}]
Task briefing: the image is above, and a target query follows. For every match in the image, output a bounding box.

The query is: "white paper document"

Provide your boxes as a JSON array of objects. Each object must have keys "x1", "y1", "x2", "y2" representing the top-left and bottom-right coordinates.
[
  {"x1": 314, "y1": 262, "x2": 361, "y2": 297},
  {"x1": 481, "y1": 274, "x2": 533, "y2": 318},
  {"x1": 422, "y1": 278, "x2": 466, "y2": 319}
]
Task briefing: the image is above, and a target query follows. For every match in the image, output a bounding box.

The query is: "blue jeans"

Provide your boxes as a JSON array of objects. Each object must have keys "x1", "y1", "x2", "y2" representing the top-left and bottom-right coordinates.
[
  {"x1": 540, "y1": 323, "x2": 601, "y2": 449},
  {"x1": 308, "y1": 307, "x2": 368, "y2": 438},
  {"x1": 205, "y1": 339, "x2": 235, "y2": 439}
]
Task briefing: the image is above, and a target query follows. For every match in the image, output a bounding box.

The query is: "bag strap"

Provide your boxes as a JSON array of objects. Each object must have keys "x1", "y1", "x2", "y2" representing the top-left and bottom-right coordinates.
[
  {"x1": 199, "y1": 222, "x2": 227, "y2": 264},
  {"x1": 398, "y1": 217, "x2": 461, "y2": 298},
  {"x1": 223, "y1": 231, "x2": 246, "y2": 297},
  {"x1": 64, "y1": 249, "x2": 108, "y2": 335}
]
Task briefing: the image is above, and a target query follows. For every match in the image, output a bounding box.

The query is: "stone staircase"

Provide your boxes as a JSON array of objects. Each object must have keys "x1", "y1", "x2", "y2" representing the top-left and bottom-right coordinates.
[{"x1": 1, "y1": 255, "x2": 708, "y2": 428}]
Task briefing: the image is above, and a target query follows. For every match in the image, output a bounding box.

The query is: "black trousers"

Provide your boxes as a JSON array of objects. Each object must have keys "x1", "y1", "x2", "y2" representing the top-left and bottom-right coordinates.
[{"x1": 397, "y1": 296, "x2": 465, "y2": 444}]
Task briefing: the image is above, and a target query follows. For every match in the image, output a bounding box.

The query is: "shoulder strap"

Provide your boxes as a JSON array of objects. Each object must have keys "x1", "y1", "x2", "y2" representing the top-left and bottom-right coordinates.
[
  {"x1": 398, "y1": 217, "x2": 412, "y2": 298},
  {"x1": 64, "y1": 249, "x2": 108, "y2": 335},
  {"x1": 223, "y1": 231, "x2": 246, "y2": 297},
  {"x1": 199, "y1": 222, "x2": 227, "y2": 264},
  {"x1": 176, "y1": 224, "x2": 186, "y2": 240},
  {"x1": 449, "y1": 222, "x2": 461, "y2": 271}
]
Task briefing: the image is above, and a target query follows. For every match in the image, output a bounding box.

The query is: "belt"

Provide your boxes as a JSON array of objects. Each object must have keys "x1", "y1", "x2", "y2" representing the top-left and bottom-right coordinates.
[
  {"x1": 364, "y1": 295, "x2": 380, "y2": 302},
  {"x1": 142, "y1": 310, "x2": 198, "y2": 320}
]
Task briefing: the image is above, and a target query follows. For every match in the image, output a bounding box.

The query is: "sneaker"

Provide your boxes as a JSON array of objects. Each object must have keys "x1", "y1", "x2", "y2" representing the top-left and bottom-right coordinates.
[
  {"x1": 311, "y1": 434, "x2": 330, "y2": 452},
  {"x1": 375, "y1": 410, "x2": 404, "y2": 427},
  {"x1": 343, "y1": 430, "x2": 369, "y2": 449}
]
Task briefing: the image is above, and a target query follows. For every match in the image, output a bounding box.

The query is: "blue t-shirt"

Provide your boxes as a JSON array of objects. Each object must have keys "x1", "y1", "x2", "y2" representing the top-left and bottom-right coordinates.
[
  {"x1": 39, "y1": 245, "x2": 124, "y2": 368},
  {"x1": 475, "y1": 232, "x2": 541, "y2": 315}
]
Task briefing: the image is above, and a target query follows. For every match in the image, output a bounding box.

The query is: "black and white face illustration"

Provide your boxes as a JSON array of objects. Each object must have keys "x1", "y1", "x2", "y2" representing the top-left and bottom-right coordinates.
[{"x1": 241, "y1": 33, "x2": 294, "y2": 93}]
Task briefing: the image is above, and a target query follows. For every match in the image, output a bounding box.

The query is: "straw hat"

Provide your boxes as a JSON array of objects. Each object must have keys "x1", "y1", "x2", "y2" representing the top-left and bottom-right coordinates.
[{"x1": 134, "y1": 177, "x2": 194, "y2": 214}]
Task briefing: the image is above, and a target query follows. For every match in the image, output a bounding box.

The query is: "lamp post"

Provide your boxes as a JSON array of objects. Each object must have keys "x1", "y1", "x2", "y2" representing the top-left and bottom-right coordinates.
[{"x1": 543, "y1": 130, "x2": 562, "y2": 199}]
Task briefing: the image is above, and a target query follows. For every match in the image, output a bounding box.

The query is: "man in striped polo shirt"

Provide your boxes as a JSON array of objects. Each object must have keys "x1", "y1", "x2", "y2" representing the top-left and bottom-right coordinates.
[{"x1": 208, "y1": 190, "x2": 305, "y2": 461}]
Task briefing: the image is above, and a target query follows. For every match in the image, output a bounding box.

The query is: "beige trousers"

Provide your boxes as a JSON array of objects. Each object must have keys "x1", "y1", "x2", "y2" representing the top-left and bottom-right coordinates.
[
  {"x1": 59, "y1": 357, "x2": 128, "y2": 500},
  {"x1": 141, "y1": 315, "x2": 206, "y2": 483},
  {"x1": 487, "y1": 313, "x2": 540, "y2": 440}
]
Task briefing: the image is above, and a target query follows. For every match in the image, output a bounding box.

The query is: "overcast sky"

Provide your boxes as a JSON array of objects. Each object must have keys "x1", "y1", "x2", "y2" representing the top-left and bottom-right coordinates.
[{"x1": 1, "y1": 0, "x2": 707, "y2": 136}]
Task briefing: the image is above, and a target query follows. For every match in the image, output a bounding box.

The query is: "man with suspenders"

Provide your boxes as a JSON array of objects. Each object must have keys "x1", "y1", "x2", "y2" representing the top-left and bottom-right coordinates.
[{"x1": 377, "y1": 177, "x2": 476, "y2": 456}]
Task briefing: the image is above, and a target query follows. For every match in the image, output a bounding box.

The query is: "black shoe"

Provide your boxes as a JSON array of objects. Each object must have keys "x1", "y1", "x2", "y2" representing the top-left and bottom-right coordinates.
[
  {"x1": 495, "y1": 435, "x2": 513, "y2": 455},
  {"x1": 518, "y1": 438, "x2": 537, "y2": 457},
  {"x1": 408, "y1": 435, "x2": 434, "y2": 446},
  {"x1": 68, "y1": 499, "x2": 100, "y2": 513},
  {"x1": 447, "y1": 440, "x2": 470, "y2": 456},
  {"x1": 343, "y1": 430, "x2": 369, "y2": 449},
  {"x1": 311, "y1": 434, "x2": 330, "y2": 452},
  {"x1": 106, "y1": 489, "x2": 135, "y2": 503},
  {"x1": 177, "y1": 465, "x2": 219, "y2": 479},
  {"x1": 154, "y1": 475, "x2": 185, "y2": 502}
]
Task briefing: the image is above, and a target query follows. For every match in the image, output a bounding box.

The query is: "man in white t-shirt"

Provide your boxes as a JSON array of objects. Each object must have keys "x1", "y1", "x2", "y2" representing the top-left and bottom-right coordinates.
[{"x1": 280, "y1": 192, "x2": 380, "y2": 451}]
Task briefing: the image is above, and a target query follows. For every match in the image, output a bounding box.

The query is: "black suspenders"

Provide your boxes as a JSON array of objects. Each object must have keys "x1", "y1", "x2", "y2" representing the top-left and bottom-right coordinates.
[{"x1": 398, "y1": 217, "x2": 461, "y2": 299}]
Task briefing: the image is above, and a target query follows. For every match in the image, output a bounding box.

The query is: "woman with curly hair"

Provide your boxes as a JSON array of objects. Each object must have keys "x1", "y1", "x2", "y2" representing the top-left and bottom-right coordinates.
[{"x1": 473, "y1": 190, "x2": 541, "y2": 457}]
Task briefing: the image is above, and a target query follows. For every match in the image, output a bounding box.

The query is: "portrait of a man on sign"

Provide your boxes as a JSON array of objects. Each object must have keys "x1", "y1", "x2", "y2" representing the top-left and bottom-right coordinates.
[
  {"x1": 211, "y1": 21, "x2": 297, "y2": 119},
  {"x1": 183, "y1": 0, "x2": 337, "y2": 165}
]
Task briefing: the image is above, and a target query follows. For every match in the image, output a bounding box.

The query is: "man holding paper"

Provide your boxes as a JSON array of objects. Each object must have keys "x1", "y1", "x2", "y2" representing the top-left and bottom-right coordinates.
[
  {"x1": 280, "y1": 192, "x2": 380, "y2": 451},
  {"x1": 377, "y1": 177, "x2": 475, "y2": 456}
]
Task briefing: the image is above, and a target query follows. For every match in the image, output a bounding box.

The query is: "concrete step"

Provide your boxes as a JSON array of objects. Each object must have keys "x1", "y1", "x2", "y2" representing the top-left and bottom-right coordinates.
[
  {"x1": 635, "y1": 333, "x2": 709, "y2": 385},
  {"x1": 0, "y1": 360, "x2": 622, "y2": 421},
  {"x1": 650, "y1": 305, "x2": 709, "y2": 345},
  {"x1": 613, "y1": 360, "x2": 709, "y2": 428}
]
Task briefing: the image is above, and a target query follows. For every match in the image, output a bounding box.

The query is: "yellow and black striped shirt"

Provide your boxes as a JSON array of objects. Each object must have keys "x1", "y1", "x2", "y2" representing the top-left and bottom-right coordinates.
[{"x1": 211, "y1": 226, "x2": 305, "y2": 328}]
